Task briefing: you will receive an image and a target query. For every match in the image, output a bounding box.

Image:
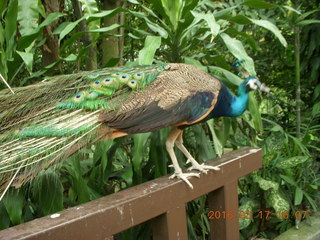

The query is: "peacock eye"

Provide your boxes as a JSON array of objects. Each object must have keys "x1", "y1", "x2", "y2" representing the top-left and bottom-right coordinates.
[
  {"x1": 76, "y1": 94, "x2": 82, "y2": 98},
  {"x1": 130, "y1": 80, "x2": 135, "y2": 84},
  {"x1": 122, "y1": 75, "x2": 127, "y2": 79},
  {"x1": 137, "y1": 73, "x2": 142, "y2": 76},
  {"x1": 88, "y1": 90, "x2": 93, "y2": 93},
  {"x1": 95, "y1": 80, "x2": 101, "y2": 84},
  {"x1": 105, "y1": 78, "x2": 111, "y2": 82},
  {"x1": 116, "y1": 72, "x2": 121, "y2": 75}
]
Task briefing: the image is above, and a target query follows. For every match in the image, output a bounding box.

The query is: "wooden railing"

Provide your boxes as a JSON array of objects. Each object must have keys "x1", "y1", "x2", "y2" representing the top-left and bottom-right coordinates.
[{"x1": 0, "y1": 147, "x2": 262, "y2": 240}]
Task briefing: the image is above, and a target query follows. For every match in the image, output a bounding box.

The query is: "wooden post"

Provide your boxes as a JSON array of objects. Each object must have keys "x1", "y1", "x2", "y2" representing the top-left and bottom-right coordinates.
[
  {"x1": 152, "y1": 204, "x2": 188, "y2": 240},
  {"x1": 208, "y1": 181, "x2": 240, "y2": 240}
]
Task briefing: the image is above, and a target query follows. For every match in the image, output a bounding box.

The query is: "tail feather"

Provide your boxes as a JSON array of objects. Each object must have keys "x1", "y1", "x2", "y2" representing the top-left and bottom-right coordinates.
[
  {"x1": 0, "y1": 108, "x2": 104, "y2": 198},
  {"x1": 0, "y1": 64, "x2": 168, "y2": 198}
]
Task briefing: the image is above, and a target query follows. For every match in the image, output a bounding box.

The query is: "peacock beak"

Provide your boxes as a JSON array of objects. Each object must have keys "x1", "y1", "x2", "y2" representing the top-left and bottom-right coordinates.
[
  {"x1": 256, "y1": 80, "x2": 270, "y2": 93},
  {"x1": 248, "y1": 78, "x2": 270, "y2": 93}
]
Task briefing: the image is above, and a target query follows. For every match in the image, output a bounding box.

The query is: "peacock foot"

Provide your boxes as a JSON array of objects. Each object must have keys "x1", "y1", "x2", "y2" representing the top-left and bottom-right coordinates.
[
  {"x1": 187, "y1": 161, "x2": 220, "y2": 174},
  {"x1": 169, "y1": 172, "x2": 200, "y2": 189}
]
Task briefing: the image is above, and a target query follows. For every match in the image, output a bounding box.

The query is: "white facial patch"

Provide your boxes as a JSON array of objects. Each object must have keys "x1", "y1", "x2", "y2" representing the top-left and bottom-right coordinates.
[{"x1": 247, "y1": 78, "x2": 259, "y2": 90}]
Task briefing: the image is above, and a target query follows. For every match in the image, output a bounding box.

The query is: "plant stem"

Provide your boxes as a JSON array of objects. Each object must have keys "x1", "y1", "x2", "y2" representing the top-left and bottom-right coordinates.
[{"x1": 294, "y1": 26, "x2": 301, "y2": 138}]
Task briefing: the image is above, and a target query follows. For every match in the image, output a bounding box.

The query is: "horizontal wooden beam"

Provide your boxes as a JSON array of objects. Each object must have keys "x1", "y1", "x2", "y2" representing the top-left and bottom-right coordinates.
[{"x1": 0, "y1": 147, "x2": 262, "y2": 240}]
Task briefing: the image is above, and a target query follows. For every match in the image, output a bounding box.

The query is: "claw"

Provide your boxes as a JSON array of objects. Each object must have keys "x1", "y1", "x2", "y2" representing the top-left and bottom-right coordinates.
[
  {"x1": 170, "y1": 172, "x2": 200, "y2": 189},
  {"x1": 188, "y1": 162, "x2": 220, "y2": 173}
]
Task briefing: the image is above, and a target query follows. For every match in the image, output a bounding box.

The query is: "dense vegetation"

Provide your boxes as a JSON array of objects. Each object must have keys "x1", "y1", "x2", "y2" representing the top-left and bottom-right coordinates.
[{"x1": 0, "y1": 0, "x2": 319, "y2": 239}]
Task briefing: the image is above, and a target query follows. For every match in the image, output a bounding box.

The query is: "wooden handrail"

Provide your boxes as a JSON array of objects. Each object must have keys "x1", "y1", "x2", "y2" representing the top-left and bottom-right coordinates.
[{"x1": 0, "y1": 147, "x2": 262, "y2": 240}]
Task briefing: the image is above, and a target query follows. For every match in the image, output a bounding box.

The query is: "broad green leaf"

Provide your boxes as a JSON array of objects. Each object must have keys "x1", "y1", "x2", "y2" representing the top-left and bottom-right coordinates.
[
  {"x1": 87, "y1": 8, "x2": 128, "y2": 22},
  {"x1": 312, "y1": 102, "x2": 320, "y2": 116},
  {"x1": 39, "y1": 12, "x2": 65, "y2": 29},
  {"x1": 0, "y1": 23, "x2": 4, "y2": 46},
  {"x1": 296, "y1": 20, "x2": 320, "y2": 26},
  {"x1": 16, "y1": 51, "x2": 33, "y2": 72},
  {"x1": 17, "y1": 0, "x2": 39, "y2": 36},
  {"x1": 192, "y1": 125, "x2": 215, "y2": 160},
  {"x1": 18, "y1": 13, "x2": 64, "y2": 50},
  {"x1": 5, "y1": 0, "x2": 18, "y2": 60},
  {"x1": 207, "y1": 119, "x2": 223, "y2": 157},
  {"x1": 219, "y1": 33, "x2": 256, "y2": 76},
  {"x1": 80, "y1": 0, "x2": 99, "y2": 16},
  {"x1": 128, "y1": 32, "x2": 141, "y2": 40},
  {"x1": 145, "y1": 18, "x2": 168, "y2": 38},
  {"x1": 242, "y1": 0, "x2": 277, "y2": 9},
  {"x1": 0, "y1": 202, "x2": 10, "y2": 230},
  {"x1": 252, "y1": 175, "x2": 279, "y2": 191},
  {"x1": 79, "y1": 0, "x2": 100, "y2": 41},
  {"x1": 59, "y1": 17, "x2": 85, "y2": 42},
  {"x1": 238, "y1": 199, "x2": 256, "y2": 230},
  {"x1": 37, "y1": 0, "x2": 46, "y2": 18},
  {"x1": 265, "y1": 189, "x2": 290, "y2": 219},
  {"x1": 0, "y1": 0, "x2": 8, "y2": 16},
  {"x1": 161, "y1": 0, "x2": 184, "y2": 31},
  {"x1": 128, "y1": 0, "x2": 140, "y2": 4},
  {"x1": 184, "y1": 57, "x2": 207, "y2": 71},
  {"x1": 229, "y1": 15, "x2": 251, "y2": 25},
  {"x1": 191, "y1": 11, "x2": 220, "y2": 41},
  {"x1": 249, "y1": 19, "x2": 287, "y2": 48},
  {"x1": 314, "y1": 85, "x2": 320, "y2": 100},
  {"x1": 63, "y1": 54, "x2": 77, "y2": 61},
  {"x1": 2, "y1": 190, "x2": 24, "y2": 225},
  {"x1": 294, "y1": 187, "x2": 303, "y2": 205},
  {"x1": 280, "y1": 174, "x2": 298, "y2": 187},
  {"x1": 132, "y1": 132, "x2": 151, "y2": 183},
  {"x1": 213, "y1": 6, "x2": 237, "y2": 19},
  {"x1": 149, "y1": 129, "x2": 169, "y2": 178},
  {"x1": 32, "y1": 170, "x2": 64, "y2": 215},
  {"x1": 283, "y1": 6, "x2": 301, "y2": 15},
  {"x1": 141, "y1": 5, "x2": 161, "y2": 19},
  {"x1": 138, "y1": 36, "x2": 161, "y2": 65},
  {"x1": 302, "y1": 191, "x2": 318, "y2": 210},
  {"x1": 296, "y1": 9, "x2": 319, "y2": 22},
  {"x1": 208, "y1": 66, "x2": 242, "y2": 86},
  {"x1": 86, "y1": 24, "x2": 120, "y2": 33},
  {"x1": 276, "y1": 156, "x2": 309, "y2": 169},
  {"x1": 248, "y1": 94, "x2": 263, "y2": 133}
]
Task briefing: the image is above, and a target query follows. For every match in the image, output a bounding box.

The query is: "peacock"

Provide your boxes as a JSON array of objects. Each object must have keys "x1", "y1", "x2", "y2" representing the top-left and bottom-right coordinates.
[{"x1": 0, "y1": 63, "x2": 269, "y2": 198}]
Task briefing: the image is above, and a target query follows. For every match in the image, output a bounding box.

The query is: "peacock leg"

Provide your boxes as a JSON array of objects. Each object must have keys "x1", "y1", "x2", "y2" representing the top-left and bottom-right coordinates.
[
  {"x1": 175, "y1": 131, "x2": 220, "y2": 173},
  {"x1": 166, "y1": 127, "x2": 200, "y2": 189}
]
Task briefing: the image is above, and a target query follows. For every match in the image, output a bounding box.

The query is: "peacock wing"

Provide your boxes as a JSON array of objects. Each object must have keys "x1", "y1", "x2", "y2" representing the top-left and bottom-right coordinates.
[{"x1": 100, "y1": 63, "x2": 222, "y2": 135}]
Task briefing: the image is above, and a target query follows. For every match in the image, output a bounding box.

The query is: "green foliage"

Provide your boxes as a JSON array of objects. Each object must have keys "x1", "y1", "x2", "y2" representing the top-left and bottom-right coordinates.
[
  {"x1": 0, "y1": 0, "x2": 319, "y2": 239},
  {"x1": 32, "y1": 170, "x2": 64, "y2": 215}
]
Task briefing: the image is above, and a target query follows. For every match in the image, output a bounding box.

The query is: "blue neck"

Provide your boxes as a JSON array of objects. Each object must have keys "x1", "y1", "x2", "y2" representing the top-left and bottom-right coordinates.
[{"x1": 207, "y1": 82, "x2": 249, "y2": 118}]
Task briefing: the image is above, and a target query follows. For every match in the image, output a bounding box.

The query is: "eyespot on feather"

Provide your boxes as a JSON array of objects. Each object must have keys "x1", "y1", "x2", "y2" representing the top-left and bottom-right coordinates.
[
  {"x1": 85, "y1": 90, "x2": 100, "y2": 99},
  {"x1": 118, "y1": 74, "x2": 131, "y2": 83},
  {"x1": 133, "y1": 73, "x2": 144, "y2": 80},
  {"x1": 72, "y1": 93, "x2": 86, "y2": 103},
  {"x1": 85, "y1": 74, "x2": 100, "y2": 80},
  {"x1": 90, "y1": 80, "x2": 103, "y2": 89},
  {"x1": 15, "y1": 127, "x2": 24, "y2": 134},
  {"x1": 127, "y1": 80, "x2": 138, "y2": 89}
]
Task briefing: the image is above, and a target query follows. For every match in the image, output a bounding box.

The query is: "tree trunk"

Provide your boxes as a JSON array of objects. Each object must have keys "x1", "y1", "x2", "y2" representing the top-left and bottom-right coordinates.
[
  {"x1": 294, "y1": 26, "x2": 301, "y2": 138},
  {"x1": 118, "y1": 1, "x2": 127, "y2": 66},
  {"x1": 71, "y1": 0, "x2": 97, "y2": 70},
  {"x1": 102, "y1": 0, "x2": 121, "y2": 67},
  {"x1": 42, "y1": 0, "x2": 63, "y2": 74}
]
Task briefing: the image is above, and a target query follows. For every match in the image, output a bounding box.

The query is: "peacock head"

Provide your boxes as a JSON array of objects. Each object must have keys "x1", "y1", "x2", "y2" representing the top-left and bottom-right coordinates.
[{"x1": 240, "y1": 76, "x2": 270, "y2": 94}]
